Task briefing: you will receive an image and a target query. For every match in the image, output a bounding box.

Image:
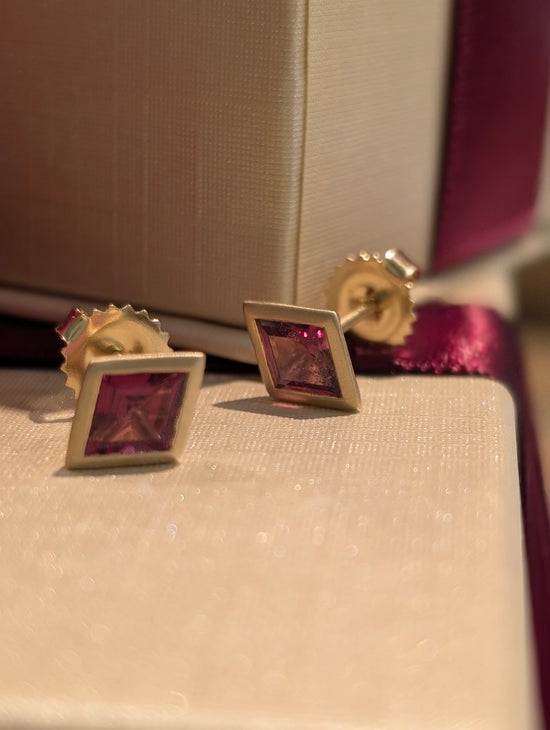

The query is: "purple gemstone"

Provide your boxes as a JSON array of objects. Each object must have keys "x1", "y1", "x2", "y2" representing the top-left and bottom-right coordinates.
[
  {"x1": 85, "y1": 371, "x2": 188, "y2": 456},
  {"x1": 257, "y1": 319, "x2": 342, "y2": 398}
]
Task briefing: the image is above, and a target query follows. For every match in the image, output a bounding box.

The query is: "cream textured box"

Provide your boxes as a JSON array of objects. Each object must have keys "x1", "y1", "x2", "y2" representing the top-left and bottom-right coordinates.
[
  {"x1": 0, "y1": 2, "x2": 452, "y2": 345},
  {"x1": 0, "y1": 370, "x2": 540, "y2": 728}
]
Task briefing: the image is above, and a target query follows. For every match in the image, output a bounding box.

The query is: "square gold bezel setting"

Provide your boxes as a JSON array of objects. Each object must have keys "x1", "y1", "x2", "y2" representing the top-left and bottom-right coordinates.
[
  {"x1": 243, "y1": 301, "x2": 360, "y2": 411},
  {"x1": 65, "y1": 351, "x2": 205, "y2": 469}
]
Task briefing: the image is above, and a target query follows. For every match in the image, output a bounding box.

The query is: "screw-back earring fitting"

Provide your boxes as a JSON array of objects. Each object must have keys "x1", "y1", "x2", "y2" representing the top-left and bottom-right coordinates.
[
  {"x1": 57, "y1": 304, "x2": 205, "y2": 469},
  {"x1": 243, "y1": 249, "x2": 419, "y2": 411}
]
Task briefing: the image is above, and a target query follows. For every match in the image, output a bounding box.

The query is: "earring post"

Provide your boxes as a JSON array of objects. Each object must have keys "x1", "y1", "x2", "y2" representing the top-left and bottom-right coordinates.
[{"x1": 339, "y1": 290, "x2": 391, "y2": 332}]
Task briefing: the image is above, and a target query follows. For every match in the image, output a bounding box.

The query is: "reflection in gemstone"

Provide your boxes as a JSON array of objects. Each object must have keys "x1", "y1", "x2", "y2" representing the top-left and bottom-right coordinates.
[
  {"x1": 257, "y1": 319, "x2": 341, "y2": 398},
  {"x1": 85, "y1": 371, "x2": 187, "y2": 456}
]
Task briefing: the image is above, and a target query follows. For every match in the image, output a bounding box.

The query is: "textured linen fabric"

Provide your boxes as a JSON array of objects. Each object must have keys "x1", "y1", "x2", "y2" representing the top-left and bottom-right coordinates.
[
  {"x1": 0, "y1": 1, "x2": 451, "y2": 328},
  {"x1": 0, "y1": 371, "x2": 539, "y2": 728},
  {"x1": 296, "y1": 1, "x2": 451, "y2": 307}
]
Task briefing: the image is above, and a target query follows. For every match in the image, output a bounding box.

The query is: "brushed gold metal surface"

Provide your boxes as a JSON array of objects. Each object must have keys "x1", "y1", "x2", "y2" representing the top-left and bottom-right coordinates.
[
  {"x1": 59, "y1": 304, "x2": 172, "y2": 397},
  {"x1": 326, "y1": 249, "x2": 418, "y2": 345}
]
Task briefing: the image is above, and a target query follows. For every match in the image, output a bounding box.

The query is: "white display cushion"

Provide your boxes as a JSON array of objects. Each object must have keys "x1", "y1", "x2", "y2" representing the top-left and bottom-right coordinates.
[{"x1": 0, "y1": 371, "x2": 540, "y2": 728}]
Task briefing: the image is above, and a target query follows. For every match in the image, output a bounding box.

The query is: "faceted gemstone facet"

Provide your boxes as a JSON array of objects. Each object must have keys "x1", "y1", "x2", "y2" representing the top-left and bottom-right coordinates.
[
  {"x1": 85, "y1": 371, "x2": 188, "y2": 456},
  {"x1": 257, "y1": 319, "x2": 341, "y2": 398}
]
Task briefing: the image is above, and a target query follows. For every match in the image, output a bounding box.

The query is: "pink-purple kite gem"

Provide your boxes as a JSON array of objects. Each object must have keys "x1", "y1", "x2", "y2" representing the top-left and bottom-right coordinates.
[
  {"x1": 85, "y1": 371, "x2": 188, "y2": 456},
  {"x1": 257, "y1": 319, "x2": 341, "y2": 398}
]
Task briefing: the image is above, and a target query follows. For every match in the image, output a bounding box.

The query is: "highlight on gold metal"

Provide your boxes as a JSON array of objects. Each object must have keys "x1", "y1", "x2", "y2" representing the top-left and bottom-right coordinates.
[
  {"x1": 326, "y1": 249, "x2": 419, "y2": 345},
  {"x1": 57, "y1": 304, "x2": 172, "y2": 397},
  {"x1": 65, "y1": 351, "x2": 205, "y2": 470},
  {"x1": 243, "y1": 301, "x2": 361, "y2": 412}
]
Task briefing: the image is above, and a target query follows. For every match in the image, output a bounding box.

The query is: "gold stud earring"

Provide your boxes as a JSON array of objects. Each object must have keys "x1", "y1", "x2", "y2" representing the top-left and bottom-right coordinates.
[
  {"x1": 56, "y1": 304, "x2": 205, "y2": 469},
  {"x1": 243, "y1": 250, "x2": 418, "y2": 411}
]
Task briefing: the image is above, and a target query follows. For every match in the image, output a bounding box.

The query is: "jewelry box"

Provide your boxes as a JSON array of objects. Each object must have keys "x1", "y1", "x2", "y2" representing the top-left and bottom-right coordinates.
[{"x1": 1, "y1": 0, "x2": 549, "y2": 360}]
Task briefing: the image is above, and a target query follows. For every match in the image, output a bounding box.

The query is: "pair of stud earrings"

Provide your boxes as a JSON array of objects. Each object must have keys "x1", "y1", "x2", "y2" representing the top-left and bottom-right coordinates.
[{"x1": 58, "y1": 249, "x2": 418, "y2": 470}]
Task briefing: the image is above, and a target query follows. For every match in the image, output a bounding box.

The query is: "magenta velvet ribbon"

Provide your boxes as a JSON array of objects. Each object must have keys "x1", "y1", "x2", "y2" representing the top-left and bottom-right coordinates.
[
  {"x1": 433, "y1": 0, "x2": 550, "y2": 270},
  {"x1": 349, "y1": 303, "x2": 550, "y2": 726},
  {"x1": 1, "y1": 306, "x2": 549, "y2": 724}
]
